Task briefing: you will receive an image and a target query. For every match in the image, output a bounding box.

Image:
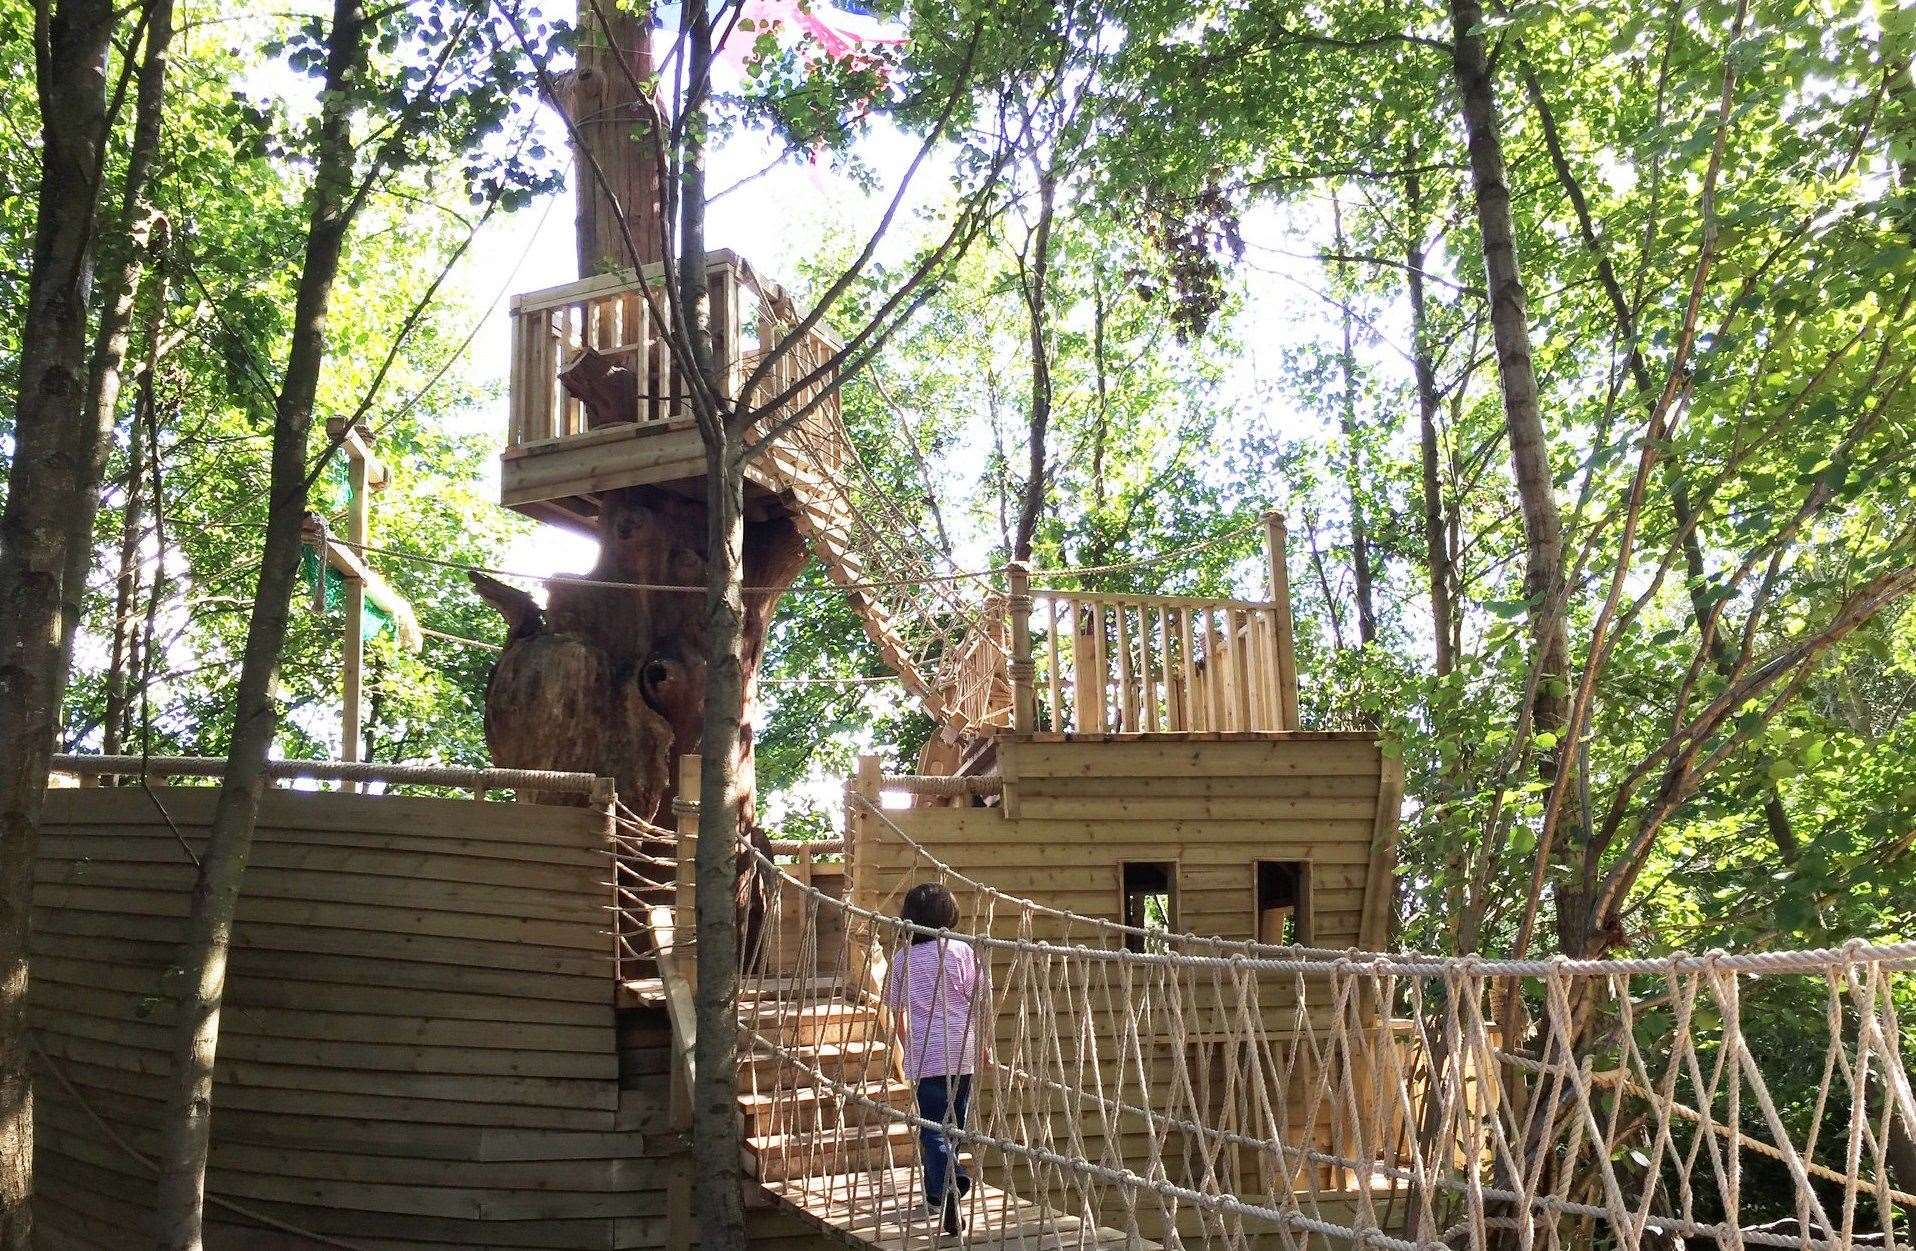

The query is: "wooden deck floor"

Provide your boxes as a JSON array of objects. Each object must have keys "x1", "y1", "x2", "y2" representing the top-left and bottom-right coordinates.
[{"x1": 760, "y1": 1165, "x2": 1160, "y2": 1250}]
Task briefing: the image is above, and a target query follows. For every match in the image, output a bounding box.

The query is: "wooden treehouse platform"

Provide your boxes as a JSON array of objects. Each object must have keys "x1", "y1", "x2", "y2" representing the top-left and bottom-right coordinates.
[
  {"x1": 502, "y1": 249, "x2": 847, "y2": 531},
  {"x1": 502, "y1": 249, "x2": 1304, "y2": 758}
]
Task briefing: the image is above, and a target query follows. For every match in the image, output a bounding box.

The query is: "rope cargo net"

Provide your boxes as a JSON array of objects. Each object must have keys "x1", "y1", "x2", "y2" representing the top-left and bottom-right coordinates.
[{"x1": 613, "y1": 803, "x2": 1916, "y2": 1251}]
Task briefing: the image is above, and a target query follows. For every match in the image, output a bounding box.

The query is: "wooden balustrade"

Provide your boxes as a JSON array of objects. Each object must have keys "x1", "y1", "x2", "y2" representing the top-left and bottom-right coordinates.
[
  {"x1": 505, "y1": 249, "x2": 840, "y2": 450},
  {"x1": 1004, "y1": 513, "x2": 1300, "y2": 736},
  {"x1": 1014, "y1": 588, "x2": 1290, "y2": 734}
]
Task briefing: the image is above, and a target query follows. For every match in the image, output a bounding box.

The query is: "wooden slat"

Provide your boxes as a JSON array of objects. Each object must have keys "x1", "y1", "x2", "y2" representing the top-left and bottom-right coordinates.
[
  {"x1": 1139, "y1": 605, "x2": 1160, "y2": 733},
  {"x1": 1090, "y1": 605, "x2": 1110, "y2": 732},
  {"x1": 1046, "y1": 597, "x2": 1063, "y2": 733},
  {"x1": 1229, "y1": 608, "x2": 1254, "y2": 732}
]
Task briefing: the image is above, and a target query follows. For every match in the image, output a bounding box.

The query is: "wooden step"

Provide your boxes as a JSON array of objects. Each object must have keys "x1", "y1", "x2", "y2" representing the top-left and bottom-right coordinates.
[
  {"x1": 742, "y1": 1038, "x2": 893, "y2": 1085},
  {"x1": 746, "y1": 1121, "x2": 919, "y2": 1183},
  {"x1": 736, "y1": 1078, "x2": 914, "y2": 1136},
  {"x1": 737, "y1": 976, "x2": 853, "y2": 1001},
  {"x1": 741, "y1": 1000, "x2": 878, "y2": 1047}
]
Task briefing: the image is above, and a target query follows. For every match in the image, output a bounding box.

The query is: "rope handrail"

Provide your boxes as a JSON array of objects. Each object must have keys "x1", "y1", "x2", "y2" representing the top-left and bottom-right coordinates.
[
  {"x1": 48, "y1": 753, "x2": 604, "y2": 794},
  {"x1": 718, "y1": 839, "x2": 1916, "y2": 1251},
  {"x1": 755, "y1": 830, "x2": 1916, "y2": 986}
]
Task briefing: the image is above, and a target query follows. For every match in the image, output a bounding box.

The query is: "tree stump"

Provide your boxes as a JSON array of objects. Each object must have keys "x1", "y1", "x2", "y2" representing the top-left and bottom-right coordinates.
[{"x1": 471, "y1": 486, "x2": 805, "y2": 824}]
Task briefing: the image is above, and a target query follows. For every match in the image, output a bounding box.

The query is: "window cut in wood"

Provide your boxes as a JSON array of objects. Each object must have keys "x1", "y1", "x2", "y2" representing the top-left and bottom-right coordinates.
[
  {"x1": 1256, "y1": 860, "x2": 1312, "y2": 946},
  {"x1": 1120, "y1": 861, "x2": 1176, "y2": 954}
]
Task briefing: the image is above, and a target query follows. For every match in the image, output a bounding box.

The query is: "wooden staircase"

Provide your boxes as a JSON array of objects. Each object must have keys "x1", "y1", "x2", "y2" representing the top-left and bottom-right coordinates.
[
  {"x1": 736, "y1": 978, "x2": 916, "y2": 1184},
  {"x1": 735, "y1": 975, "x2": 1158, "y2": 1249},
  {"x1": 760, "y1": 415, "x2": 1010, "y2": 751}
]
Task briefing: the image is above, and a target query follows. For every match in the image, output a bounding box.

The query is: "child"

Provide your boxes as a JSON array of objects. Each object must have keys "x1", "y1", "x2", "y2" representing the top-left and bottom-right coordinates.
[{"x1": 883, "y1": 882, "x2": 987, "y2": 1236}]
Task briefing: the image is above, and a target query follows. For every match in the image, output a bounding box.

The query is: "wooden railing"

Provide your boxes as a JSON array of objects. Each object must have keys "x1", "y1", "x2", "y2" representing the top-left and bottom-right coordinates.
[
  {"x1": 1003, "y1": 515, "x2": 1300, "y2": 735},
  {"x1": 506, "y1": 248, "x2": 841, "y2": 449}
]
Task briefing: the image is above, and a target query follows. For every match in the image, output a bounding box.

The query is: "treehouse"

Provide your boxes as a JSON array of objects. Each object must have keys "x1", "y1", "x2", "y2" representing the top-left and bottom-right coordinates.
[{"x1": 23, "y1": 250, "x2": 1416, "y2": 1251}]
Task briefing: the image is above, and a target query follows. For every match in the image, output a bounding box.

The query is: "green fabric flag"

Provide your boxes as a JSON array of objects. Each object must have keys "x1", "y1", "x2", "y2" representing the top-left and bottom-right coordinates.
[{"x1": 300, "y1": 543, "x2": 396, "y2": 642}]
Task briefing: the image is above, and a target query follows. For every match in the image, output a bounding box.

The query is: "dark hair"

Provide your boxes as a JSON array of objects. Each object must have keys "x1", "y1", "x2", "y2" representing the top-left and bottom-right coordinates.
[{"x1": 900, "y1": 882, "x2": 958, "y2": 943}]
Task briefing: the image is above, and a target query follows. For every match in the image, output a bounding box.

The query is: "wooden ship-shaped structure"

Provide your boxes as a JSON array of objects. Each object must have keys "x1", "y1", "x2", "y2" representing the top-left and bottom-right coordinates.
[{"x1": 26, "y1": 241, "x2": 1408, "y2": 1249}]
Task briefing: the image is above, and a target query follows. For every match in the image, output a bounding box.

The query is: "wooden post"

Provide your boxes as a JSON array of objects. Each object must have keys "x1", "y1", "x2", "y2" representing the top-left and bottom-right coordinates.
[
  {"x1": 1359, "y1": 752, "x2": 1406, "y2": 950},
  {"x1": 591, "y1": 776, "x2": 621, "y2": 978},
  {"x1": 849, "y1": 754, "x2": 881, "y2": 916},
  {"x1": 674, "y1": 754, "x2": 701, "y2": 931},
  {"x1": 328, "y1": 419, "x2": 389, "y2": 792},
  {"x1": 1264, "y1": 510, "x2": 1301, "y2": 731},
  {"x1": 663, "y1": 761, "x2": 699, "y2": 1251},
  {"x1": 1005, "y1": 562, "x2": 1036, "y2": 734}
]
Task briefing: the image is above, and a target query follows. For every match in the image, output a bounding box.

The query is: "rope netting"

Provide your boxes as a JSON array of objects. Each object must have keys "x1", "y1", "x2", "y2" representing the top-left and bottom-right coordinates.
[{"x1": 615, "y1": 803, "x2": 1916, "y2": 1251}]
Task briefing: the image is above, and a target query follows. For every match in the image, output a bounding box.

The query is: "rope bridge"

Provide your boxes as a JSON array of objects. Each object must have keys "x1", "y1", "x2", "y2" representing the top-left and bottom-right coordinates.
[{"x1": 614, "y1": 804, "x2": 1916, "y2": 1251}]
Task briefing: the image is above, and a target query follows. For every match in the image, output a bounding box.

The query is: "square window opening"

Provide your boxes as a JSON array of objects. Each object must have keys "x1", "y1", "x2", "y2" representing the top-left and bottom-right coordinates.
[
  {"x1": 1121, "y1": 862, "x2": 1176, "y2": 954},
  {"x1": 1256, "y1": 860, "x2": 1313, "y2": 946}
]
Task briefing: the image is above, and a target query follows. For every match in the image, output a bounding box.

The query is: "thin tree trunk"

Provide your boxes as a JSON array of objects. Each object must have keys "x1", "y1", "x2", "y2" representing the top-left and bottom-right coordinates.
[
  {"x1": 694, "y1": 442, "x2": 750, "y2": 1251},
  {"x1": 1404, "y1": 169, "x2": 1454, "y2": 678},
  {"x1": 1090, "y1": 273, "x2": 1110, "y2": 512},
  {"x1": 103, "y1": 409, "x2": 148, "y2": 761},
  {"x1": 1330, "y1": 193, "x2": 1376, "y2": 646},
  {"x1": 153, "y1": 3, "x2": 365, "y2": 1243},
  {"x1": 1013, "y1": 168, "x2": 1058, "y2": 563},
  {"x1": 1515, "y1": 59, "x2": 1802, "y2": 866},
  {"x1": 104, "y1": 259, "x2": 172, "y2": 759},
  {"x1": 678, "y1": 2, "x2": 747, "y2": 1243},
  {"x1": 1448, "y1": 0, "x2": 1575, "y2": 955},
  {"x1": 0, "y1": 2, "x2": 117, "y2": 1236},
  {"x1": 55, "y1": 0, "x2": 176, "y2": 698}
]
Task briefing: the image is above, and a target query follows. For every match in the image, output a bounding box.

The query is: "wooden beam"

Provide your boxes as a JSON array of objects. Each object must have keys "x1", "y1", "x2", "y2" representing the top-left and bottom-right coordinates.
[
  {"x1": 1265, "y1": 510, "x2": 1300, "y2": 731},
  {"x1": 324, "y1": 417, "x2": 390, "y2": 490},
  {"x1": 1358, "y1": 752, "x2": 1405, "y2": 951}
]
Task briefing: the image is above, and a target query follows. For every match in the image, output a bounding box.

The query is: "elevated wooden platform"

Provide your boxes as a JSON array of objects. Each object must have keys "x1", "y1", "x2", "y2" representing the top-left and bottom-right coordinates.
[
  {"x1": 28, "y1": 784, "x2": 838, "y2": 1249},
  {"x1": 502, "y1": 250, "x2": 843, "y2": 533}
]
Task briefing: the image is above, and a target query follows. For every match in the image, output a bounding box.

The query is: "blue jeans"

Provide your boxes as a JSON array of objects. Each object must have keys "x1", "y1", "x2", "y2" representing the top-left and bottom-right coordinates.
[{"x1": 915, "y1": 1073, "x2": 972, "y2": 1204}]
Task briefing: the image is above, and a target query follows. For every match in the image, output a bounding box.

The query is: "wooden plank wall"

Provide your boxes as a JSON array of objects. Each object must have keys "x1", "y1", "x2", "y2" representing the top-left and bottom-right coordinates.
[
  {"x1": 871, "y1": 735, "x2": 1400, "y2": 948},
  {"x1": 28, "y1": 787, "x2": 838, "y2": 1250},
  {"x1": 852, "y1": 733, "x2": 1409, "y2": 1250}
]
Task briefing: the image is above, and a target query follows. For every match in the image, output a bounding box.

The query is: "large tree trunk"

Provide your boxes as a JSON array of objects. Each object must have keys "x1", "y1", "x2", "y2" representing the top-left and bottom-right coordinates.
[
  {"x1": 1448, "y1": 0, "x2": 1576, "y2": 956},
  {"x1": 569, "y1": 0, "x2": 664, "y2": 274},
  {"x1": 0, "y1": 2, "x2": 118, "y2": 1238},
  {"x1": 153, "y1": 3, "x2": 365, "y2": 1243},
  {"x1": 472, "y1": 489, "x2": 804, "y2": 819}
]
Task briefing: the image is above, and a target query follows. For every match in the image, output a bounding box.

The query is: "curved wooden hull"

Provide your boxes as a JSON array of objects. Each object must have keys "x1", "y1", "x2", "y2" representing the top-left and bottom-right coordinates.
[{"x1": 30, "y1": 787, "x2": 652, "y2": 1248}]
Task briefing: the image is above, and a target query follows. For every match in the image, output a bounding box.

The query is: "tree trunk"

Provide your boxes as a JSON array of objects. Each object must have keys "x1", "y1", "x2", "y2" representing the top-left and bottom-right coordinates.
[
  {"x1": 694, "y1": 442, "x2": 751, "y2": 1251},
  {"x1": 1404, "y1": 169, "x2": 1454, "y2": 678},
  {"x1": 153, "y1": 3, "x2": 365, "y2": 1243},
  {"x1": 1515, "y1": 59, "x2": 1804, "y2": 872},
  {"x1": 569, "y1": 0, "x2": 664, "y2": 274},
  {"x1": 0, "y1": 2, "x2": 117, "y2": 1237},
  {"x1": 1013, "y1": 168, "x2": 1058, "y2": 564},
  {"x1": 677, "y1": 3, "x2": 750, "y2": 1243},
  {"x1": 103, "y1": 257, "x2": 171, "y2": 760},
  {"x1": 55, "y1": 0, "x2": 176, "y2": 696},
  {"x1": 102, "y1": 412, "x2": 147, "y2": 762},
  {"x1": 1330, "y1": 193, "x2": 1376, "y2": 647},
  {"x1": 1448, "y1": 0, "x2": 1575, "y2": 957}
]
